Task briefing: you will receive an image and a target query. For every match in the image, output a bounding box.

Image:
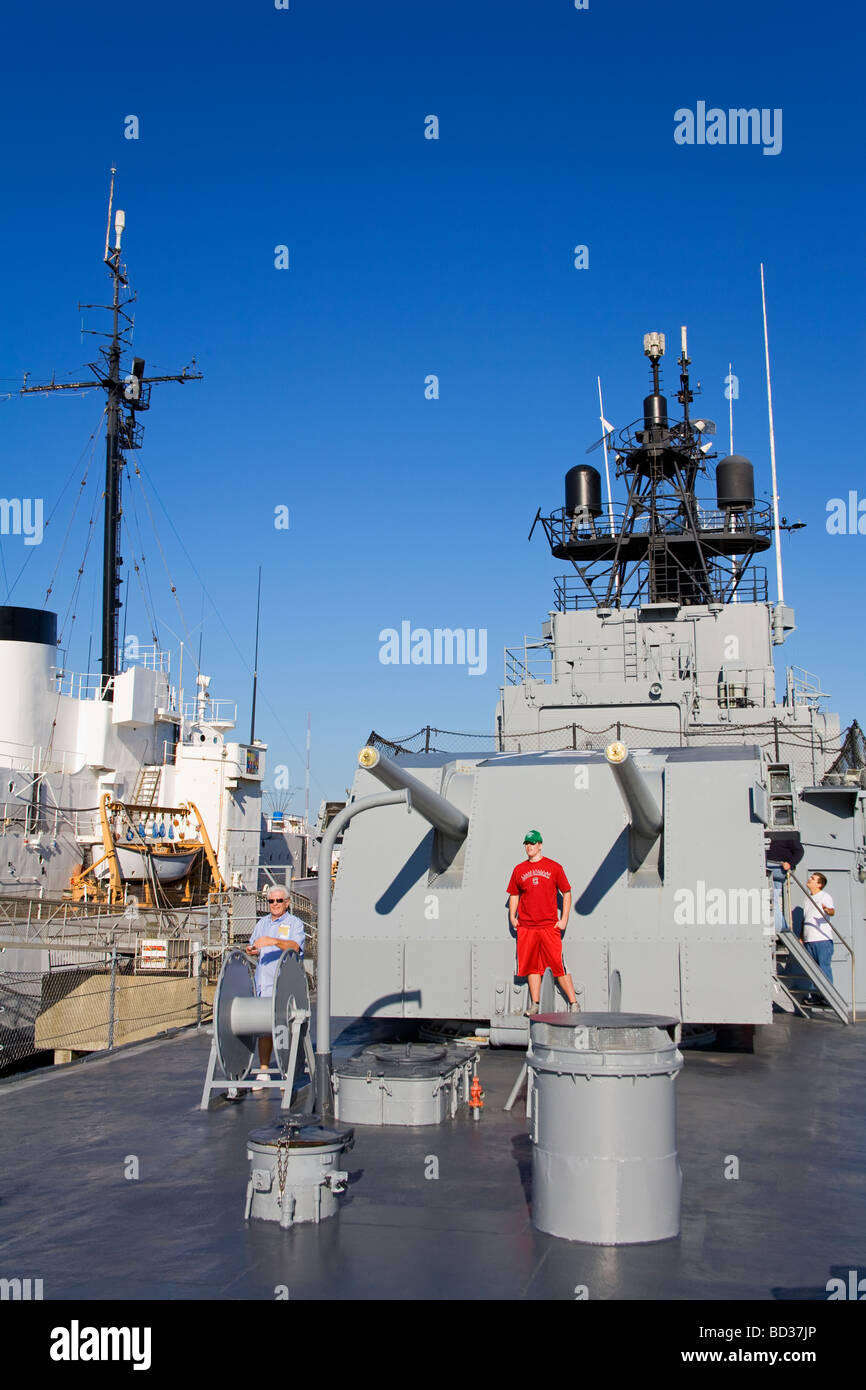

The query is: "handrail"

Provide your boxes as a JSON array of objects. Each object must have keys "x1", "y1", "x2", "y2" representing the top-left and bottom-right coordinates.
[
  {"x1": 787, "y1": 869, "x2": 856, "y2": 1022},
  {"x1": 182, "y1": 699, "x2": 237, "y2": 724},
  {"x1": 315, "y1": 789, "x2": 409, "y2": 1113}
]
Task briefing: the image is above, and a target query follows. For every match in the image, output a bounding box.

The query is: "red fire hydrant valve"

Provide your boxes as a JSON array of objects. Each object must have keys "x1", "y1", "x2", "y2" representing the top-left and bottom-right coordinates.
[{"x1": 469, "y1": 1076, "x2": 484, "y2": 1119}]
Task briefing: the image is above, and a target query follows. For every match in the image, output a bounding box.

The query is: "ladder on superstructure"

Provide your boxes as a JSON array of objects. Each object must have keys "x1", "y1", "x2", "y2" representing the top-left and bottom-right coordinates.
[
  {"x1": 622, "y1": 616, "x2": 639, "y2": 681},
  {"x1": 132, "y1": 767, "x2": 161, "y2": 807}
]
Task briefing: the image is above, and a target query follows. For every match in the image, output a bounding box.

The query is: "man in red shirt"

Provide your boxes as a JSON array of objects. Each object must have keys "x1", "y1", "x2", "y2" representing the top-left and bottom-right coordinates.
[{"x1": 506, "y1": 830, "x2": 580, "y2": 1015}]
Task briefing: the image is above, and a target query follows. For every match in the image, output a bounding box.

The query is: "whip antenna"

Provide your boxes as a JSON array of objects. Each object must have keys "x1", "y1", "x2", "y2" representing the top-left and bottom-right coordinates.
[{"x1": 761, "y1": 263, "x2": 784, "y2": 604}]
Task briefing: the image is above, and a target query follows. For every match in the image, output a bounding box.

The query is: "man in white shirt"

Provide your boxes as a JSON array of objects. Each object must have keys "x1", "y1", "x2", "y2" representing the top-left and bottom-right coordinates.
[
  {"x1": 801, "y1": 871, "x2": 835, "y2": 1001},
  {"x1": 247, "y1": 889, "x2": 306, "y2": 1088}
]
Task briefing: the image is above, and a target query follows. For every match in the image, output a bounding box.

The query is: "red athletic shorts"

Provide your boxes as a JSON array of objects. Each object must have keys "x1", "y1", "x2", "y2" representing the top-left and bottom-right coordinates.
[{"x1": 517, "y1": 925, "x2": 565, "y2": 976}]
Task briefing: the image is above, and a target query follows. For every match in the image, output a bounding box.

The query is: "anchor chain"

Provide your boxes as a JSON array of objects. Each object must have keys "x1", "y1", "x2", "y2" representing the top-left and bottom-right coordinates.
[{"x1": 276, "y1": 1117, "x2": 294, "y2": 1204}]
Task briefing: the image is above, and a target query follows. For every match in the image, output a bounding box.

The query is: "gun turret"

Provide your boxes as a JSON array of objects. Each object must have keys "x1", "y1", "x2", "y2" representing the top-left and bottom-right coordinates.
[
  {"x1": 605, "y1": 742, "x2": 663, "y2": 872},
  {"x1": 357, "y1": 747, "x2": 470, "y2": 842}
]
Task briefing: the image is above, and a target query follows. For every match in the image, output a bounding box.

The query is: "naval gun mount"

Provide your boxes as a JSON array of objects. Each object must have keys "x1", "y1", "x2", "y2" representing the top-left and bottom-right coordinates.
[
  {"x1": 330, "y1": 732, "x2": 781, "y2": 1038},
  {"x1": 605, "y1": 740, "x2": 663, "y2": 874},
  {"x1": 358, "y1": 745, "x2": 470, "y2": 844}
]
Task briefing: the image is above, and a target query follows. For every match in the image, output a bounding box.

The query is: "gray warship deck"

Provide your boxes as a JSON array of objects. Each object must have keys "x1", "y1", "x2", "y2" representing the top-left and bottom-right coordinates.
[{"x1": 0, "y1": 1013, "x2": 862, "y2": 1302}]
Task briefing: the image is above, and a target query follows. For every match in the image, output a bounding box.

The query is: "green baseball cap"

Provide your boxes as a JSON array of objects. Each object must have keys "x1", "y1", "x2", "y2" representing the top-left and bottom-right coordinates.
[{"x1": 523, "y1": 830, "x2": 543, "y2": 844}]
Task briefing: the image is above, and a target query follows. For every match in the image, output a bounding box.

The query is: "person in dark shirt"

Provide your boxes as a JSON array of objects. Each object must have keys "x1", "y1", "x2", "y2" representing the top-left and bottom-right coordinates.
[
  {"x1": 506, "y1": 830, "x2": 580, "y2": 1016},
  {"x1": 766, "y1": 836, "x2": 804, "y2": 934}
]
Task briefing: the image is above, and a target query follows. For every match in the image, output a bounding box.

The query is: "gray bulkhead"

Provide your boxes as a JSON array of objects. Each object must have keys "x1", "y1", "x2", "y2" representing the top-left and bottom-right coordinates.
[{"x1": 330, "y1": 744, "x2": 774, "y2": 1026}]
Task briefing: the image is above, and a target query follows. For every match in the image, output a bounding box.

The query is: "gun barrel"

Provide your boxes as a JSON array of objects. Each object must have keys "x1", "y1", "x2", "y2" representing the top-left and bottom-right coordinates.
[
  {"x1": 605, "y1": 741, "x2": 663, "y2": 840},
  {"x1": 358, "y1": 747, "x2": 470, "y2": 841}
]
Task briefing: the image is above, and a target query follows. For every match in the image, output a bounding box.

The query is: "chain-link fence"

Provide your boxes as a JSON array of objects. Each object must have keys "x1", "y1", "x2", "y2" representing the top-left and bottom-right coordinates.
[
  {"x1": 827, "y1": 720, "x2": 866, "y2": 776},
  {"x1": 0, "y1": 948, "x2": 217, "y2": 1072},
  {"x1": 0, "y1": 887, "x2": 319, "y2": 1074}
]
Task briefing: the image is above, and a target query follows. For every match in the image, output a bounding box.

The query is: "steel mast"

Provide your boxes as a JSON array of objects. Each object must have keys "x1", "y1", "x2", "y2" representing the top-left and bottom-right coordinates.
[
  {"x1": 536, "y1": 329, "x2": 777, "y2": 612},
  {"x1": 22, "y1": 169, "x2": 202, "y2": 698},
  {"x1": 102, "y1": 175, "x2": 125, "y2": 698}
]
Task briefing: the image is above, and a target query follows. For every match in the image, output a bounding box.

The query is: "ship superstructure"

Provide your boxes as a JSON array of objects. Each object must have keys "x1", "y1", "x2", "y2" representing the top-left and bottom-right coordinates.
[
  {"x1": 500, "y1": 328, "x2": 837, "y2": 788},
  {"x1": 330, "y1": 330, "x2": 865, "y2": 1036},
  {"x1": 0, "y1": 178, "x2": 270, "y2": 910},
  {"x1": 0, "y1": 184, "x2": 297, "y2": 1075},
  {"x1": 0, "y1": 606, "x2": 265, "y2": 900}
]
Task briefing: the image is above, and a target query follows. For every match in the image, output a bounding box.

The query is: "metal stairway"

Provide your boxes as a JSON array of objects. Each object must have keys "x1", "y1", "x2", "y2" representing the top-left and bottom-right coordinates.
[
  {"x1": 132, "y1": 766, "x2": 161, "y2": 807},
  {"x1": 774, "y1": 930, "x2": 851, "y2": 1024}
]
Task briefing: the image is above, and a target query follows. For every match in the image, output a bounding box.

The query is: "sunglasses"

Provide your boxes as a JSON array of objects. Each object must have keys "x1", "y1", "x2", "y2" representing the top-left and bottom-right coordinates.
[{"x1": 268, "y1": 896, "x2": 288, "y2": 903}]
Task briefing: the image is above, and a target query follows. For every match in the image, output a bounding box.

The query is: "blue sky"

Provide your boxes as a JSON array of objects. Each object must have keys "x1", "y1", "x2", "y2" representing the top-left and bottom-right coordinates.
[{"x1": 1, "y1": 0, "x2": 863, "y2": 808}]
